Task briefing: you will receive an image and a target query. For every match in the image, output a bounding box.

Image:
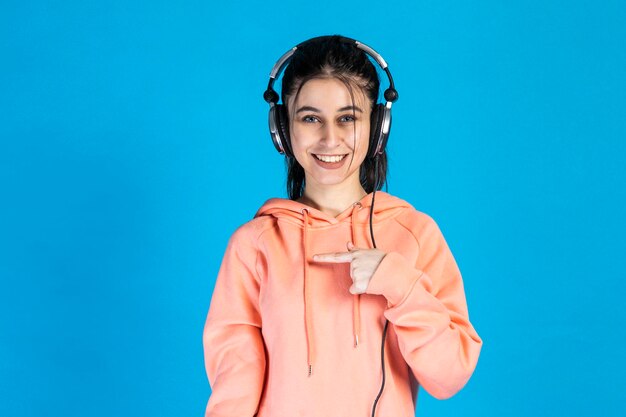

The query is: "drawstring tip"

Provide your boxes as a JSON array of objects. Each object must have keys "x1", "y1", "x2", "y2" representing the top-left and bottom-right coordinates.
[
  {"x1": 354, "y1": 335, "x2": 360, "y2": 347},
  {"x1": 308, "y1": 365, "x2": 313, "y2": 377}
]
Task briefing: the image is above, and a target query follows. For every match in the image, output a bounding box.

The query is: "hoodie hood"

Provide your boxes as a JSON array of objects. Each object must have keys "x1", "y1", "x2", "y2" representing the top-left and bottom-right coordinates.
[
  {"x1": 253, "y1": 191, "x2": 413, "y2": 376},
  {"x1": 254, "y1": 191, "x2": 412, "y2": 227}
]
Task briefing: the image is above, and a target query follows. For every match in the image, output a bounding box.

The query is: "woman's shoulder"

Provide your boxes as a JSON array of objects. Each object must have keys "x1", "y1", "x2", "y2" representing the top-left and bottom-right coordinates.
[
  {"x1": 382, "y1": 192, "x2": 446, "y2": 241},
  {"x1": 223, "y1": 195, "x2": 304, "y2": 250},
  {"x1": 381, "y1": 192, "x2": 438, "y2": 225},
  {"x1": 227, "y1": 215, "x2": 276, "y2": 247}
]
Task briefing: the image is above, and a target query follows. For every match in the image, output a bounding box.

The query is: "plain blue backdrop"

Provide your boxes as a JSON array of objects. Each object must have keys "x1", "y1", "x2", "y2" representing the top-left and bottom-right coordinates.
[{"x1": 1, "y1": 1, "x2": 624, "y2": 416}]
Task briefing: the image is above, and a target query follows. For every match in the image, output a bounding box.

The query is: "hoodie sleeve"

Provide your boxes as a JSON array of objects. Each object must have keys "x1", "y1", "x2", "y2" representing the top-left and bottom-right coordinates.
[
  {"x1": 365, "y1": 213, "x2": 482, "y2": 400},
  {"x1": 203, "y1": 226, "x2": 266, "y2": 417}
]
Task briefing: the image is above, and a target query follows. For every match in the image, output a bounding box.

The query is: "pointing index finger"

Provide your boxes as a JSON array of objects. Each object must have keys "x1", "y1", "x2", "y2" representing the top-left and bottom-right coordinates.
[{"x1": 313, "y1": 251, "x2": 355, "y2": 263}]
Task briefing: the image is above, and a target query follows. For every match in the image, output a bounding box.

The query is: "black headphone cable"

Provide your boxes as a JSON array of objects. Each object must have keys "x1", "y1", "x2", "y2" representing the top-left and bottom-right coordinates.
[{"x1": 369, "y1": 155, "x2": 389, "y2": 417}]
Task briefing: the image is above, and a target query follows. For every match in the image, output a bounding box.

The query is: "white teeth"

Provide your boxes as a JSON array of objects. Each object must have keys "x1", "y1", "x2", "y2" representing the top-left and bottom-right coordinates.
[{"x1": 315, "y1": 154, "x2": 346, "y2": 163}]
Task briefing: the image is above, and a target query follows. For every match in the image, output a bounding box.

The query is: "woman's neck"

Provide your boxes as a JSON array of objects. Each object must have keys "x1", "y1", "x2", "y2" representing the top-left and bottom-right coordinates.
[{"x1": 297, "y1": 181, "x2": 367, "y2": 217}]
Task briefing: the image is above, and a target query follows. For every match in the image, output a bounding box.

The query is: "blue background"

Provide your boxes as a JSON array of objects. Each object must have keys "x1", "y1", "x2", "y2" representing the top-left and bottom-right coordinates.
[{"x1": 1, "y1": 1, "x2": 624, "y2": 416}]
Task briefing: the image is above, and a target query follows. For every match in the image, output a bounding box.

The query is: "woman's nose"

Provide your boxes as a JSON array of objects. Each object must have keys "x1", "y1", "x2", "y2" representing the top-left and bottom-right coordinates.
[{"x1": 321, "y1": 123, "x2": 342, "y2": 147}]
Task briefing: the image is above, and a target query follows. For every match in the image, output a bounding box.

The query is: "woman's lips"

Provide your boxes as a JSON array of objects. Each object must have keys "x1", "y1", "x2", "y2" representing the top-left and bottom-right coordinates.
[{"x1": 312, "y1": 154, "x2": 348, "y2": 169}]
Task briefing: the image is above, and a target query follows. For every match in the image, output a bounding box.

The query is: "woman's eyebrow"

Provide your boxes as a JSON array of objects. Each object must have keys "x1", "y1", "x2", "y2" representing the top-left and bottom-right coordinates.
[
  {"x1": 295, "y1": 106, "x2": 321, "y2": 113},
  {"x1": 295, "y1": 105, "x2": 364, "y2": 113},
  {"x1": 337, "y1": 105, "x2": 363, "y2": 112}
]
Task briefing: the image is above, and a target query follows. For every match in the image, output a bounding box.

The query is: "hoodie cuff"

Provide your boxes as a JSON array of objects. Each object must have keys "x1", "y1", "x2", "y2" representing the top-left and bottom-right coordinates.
[{"x1": 366, "y1": 251, "x2": 424, "y2": 307}]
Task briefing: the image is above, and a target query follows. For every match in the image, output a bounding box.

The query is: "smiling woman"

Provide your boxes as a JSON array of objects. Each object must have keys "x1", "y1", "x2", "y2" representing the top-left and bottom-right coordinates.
[
  {"x1": 289, "y1": 77, "x2": 371, "y2": 199},
  {"x1": 202, "y1": 35, "x2": 483, "y2": 417}
]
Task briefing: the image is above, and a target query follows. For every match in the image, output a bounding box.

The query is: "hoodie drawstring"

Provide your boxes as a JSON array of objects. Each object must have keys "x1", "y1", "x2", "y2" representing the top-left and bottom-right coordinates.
[
  {"x1": 302, "y1": 208, "x2": 314, "y2": 377},
  {"x1": 350, "y1": 203, "x2": 362, "y2": 348},
  {"x1": 302, "y1": 203, "x2": 364, "y2": 376}
]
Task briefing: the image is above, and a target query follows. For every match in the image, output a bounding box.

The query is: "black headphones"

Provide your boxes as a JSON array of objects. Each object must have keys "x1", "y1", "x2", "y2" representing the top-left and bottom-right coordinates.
[{"x1": 263, "y1": 36, "x2": 399, "y2": 159}]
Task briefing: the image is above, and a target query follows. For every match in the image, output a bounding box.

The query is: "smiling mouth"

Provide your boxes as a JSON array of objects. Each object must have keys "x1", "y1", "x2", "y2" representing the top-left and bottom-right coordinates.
[{"x1": 313, "y1": 154, "x2": 348, "y2": 163}]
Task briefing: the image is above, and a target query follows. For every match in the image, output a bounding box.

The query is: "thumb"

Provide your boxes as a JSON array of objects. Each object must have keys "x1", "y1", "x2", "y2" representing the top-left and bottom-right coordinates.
[
  {"x1": 349, "y1": 283, "x2": 358, "y2": 294},
  {"x1": 349, "y1": 282, "x2": 366, "y2": 295},
  {"x1": 347, "y1": 241, "x2": 356, "y2": 251}
]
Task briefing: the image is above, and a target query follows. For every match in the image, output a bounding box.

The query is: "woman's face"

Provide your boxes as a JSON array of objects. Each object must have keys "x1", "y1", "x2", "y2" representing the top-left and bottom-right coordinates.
[{"x1": 288, "y1": 77, "x2": 372, "y2": 191}]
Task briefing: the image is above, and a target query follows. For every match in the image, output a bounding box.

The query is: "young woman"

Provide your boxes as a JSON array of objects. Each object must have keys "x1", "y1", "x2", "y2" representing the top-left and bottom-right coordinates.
[{"x1": 202, "y1": 35, "x2": 482, "y2": 417}]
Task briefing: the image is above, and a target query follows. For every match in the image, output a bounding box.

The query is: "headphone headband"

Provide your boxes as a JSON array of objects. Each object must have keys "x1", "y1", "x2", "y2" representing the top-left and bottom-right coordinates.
[{"x1": 265, "y1": 36, "x2": 398, "y2": 106}]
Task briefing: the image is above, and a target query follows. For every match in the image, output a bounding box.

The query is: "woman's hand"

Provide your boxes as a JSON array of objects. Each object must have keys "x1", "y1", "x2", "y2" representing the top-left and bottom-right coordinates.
[{"x1": 313, "y1": 242, "x2": 386, "y2": 294}]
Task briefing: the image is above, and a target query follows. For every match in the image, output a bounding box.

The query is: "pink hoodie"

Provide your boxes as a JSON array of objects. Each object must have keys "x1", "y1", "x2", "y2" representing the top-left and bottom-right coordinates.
[{"x1": 203, "y1": 192, "x2": 482, "y2": 416}]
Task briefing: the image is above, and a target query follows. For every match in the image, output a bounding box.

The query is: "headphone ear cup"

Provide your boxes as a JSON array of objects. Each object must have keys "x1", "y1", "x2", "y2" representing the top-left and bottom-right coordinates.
[
  {"x1": 368, "y1": 104, "x2": 385, "y2": 158},
  {"x1": 275, "y1": 104, "x2": 293, "y2": 157}
]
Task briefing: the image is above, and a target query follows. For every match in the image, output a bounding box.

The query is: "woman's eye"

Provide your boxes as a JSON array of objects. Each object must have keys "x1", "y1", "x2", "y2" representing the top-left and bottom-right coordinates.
[
  {"x1": 339, "y1": 115, "x2": 356, "y2": 123},
  {"x1": 302, "y1": 115, "x2": 319, "y2": 123}
]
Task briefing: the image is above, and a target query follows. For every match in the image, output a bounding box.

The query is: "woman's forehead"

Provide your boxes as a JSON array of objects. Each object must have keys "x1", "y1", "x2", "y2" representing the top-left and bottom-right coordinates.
[{"x1": 292, "y1": 77, "x2": 370, "y2": 108}]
